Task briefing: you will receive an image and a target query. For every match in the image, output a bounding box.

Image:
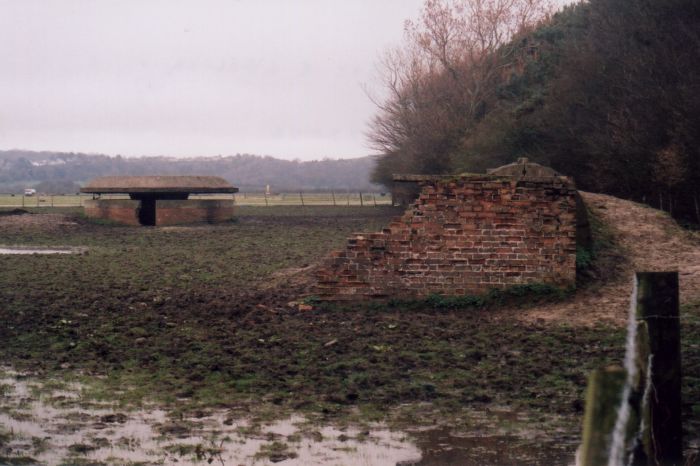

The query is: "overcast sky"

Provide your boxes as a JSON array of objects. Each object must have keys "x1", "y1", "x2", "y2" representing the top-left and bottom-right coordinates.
[{"x1": 0, "y1": 0, "x2": 573, "y2": 161}]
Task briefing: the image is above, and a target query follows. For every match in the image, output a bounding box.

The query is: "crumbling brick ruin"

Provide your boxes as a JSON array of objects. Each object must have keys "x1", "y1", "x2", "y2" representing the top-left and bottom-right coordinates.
[{"x1": 314, "y1": 160, "x2": 579, "y2": 300}]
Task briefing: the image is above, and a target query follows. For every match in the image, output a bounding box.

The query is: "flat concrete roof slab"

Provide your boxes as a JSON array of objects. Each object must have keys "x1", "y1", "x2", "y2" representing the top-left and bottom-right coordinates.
[{"x1": 80, "y1": 176, "x2": 238, "y2": 194}]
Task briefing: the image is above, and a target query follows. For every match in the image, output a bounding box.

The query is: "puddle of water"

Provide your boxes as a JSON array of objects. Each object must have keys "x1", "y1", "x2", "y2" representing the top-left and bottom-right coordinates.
[
  {"x1": 0, "y1": 246, "x2": 85, "y2": 255},
  {"x1": 0, "y1": 369, "x2": 577, "y2": 465},
  {"x1": 0, "y1": 370, "x2": 422, "y2": 465}
]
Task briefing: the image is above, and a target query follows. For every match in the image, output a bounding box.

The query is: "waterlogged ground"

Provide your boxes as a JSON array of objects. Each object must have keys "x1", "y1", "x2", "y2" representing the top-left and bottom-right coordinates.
[
  {"x1": 0, "y1": 247, "x2": 86, "y2": 255},
  {"x1": 0, "y1": 205, "x2": 698, "y2": 464},
  {"x1": 0, "y1": 368, "x2": 578, "y2": 465},
  {"x1": 0, "y1": 368, "x2": 423, "y2": 465}
]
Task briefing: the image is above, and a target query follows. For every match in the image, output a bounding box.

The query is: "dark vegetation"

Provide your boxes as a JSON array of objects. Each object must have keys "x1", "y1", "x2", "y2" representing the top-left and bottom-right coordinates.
[
  {"x1": 369, "y1": 0, "x2": 700, "y2": 223},
  {"x1": 575, "y1": 205, "x2": 623, "y2": 286},
  {"x1": 0, "y1": 150, "x2": 381, "y2": 193},
  {"x1": 308, "y1": 282, "x2": 570, "y2": 311}
]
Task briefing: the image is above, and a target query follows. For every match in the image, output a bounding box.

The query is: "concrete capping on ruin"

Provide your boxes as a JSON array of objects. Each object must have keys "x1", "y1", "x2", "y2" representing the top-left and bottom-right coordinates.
[
  {"x1": 486, "y1": 157, "x2": 564, "y2": 179},
  {"x1": 392, "y1": 174, "x2": 465, "y2": 182},
  {"x1": 393, "y1": 159, "x2": 570, "y2": 185},
  {"x1": 314, "y1": 162, "x2": 580, "y2": 301}
]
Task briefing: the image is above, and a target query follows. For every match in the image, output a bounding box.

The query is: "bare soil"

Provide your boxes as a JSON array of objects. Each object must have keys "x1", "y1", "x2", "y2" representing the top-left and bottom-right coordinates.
[
  {"x1": 0, "y1": 200, "x2": 698, "y2": 464},
  {"x1": 0, "y1": 211, "x2": 79, "y2": 232}
]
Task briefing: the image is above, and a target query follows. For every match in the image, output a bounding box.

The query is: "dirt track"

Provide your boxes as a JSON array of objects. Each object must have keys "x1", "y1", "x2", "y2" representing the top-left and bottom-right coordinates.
[{"x1": 519, "y1": 192, "x2": 700, "y2": 326}]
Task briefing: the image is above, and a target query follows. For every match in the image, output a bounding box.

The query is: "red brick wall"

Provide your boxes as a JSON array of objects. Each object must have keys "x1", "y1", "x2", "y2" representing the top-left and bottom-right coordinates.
[
  {"x1": 84, "y1": 199, "x2": 234, "y2": 226},
  {"x1": 313, "y1": 176, "x2": 577, "y2": 300},
  {"x1": 155, "y1": 200, "x2": 234, "y2": 226},
  {"x1": 84, "y1": 199, "x2": 140, "y2": 225}
]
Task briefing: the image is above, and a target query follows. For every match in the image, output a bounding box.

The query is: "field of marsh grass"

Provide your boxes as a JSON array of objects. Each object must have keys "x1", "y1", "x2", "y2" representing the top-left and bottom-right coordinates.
[{"x1": 1, "y1": 205, "x2": 699, "y2": 464}]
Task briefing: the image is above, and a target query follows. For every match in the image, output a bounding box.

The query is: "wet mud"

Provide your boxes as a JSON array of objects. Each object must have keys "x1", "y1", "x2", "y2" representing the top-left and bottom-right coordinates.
[{"x1": 0, "y1": 205, "x2": 698, "y2": 464}]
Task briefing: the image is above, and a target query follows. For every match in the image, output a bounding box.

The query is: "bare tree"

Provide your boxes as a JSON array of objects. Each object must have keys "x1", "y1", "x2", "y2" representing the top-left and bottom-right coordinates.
[{"x1": 368, "y1": 0, "x2": 552, "y2": 184}]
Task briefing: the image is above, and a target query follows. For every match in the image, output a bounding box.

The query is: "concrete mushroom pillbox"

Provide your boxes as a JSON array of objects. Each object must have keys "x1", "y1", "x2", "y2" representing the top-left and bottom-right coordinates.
[{"x1": 81, "y1": 176, "x2": 238, "y2": 226}]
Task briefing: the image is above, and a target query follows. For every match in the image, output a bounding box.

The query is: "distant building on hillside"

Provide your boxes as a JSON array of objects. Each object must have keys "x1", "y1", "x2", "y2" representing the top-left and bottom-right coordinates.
[{"x1": 80, "y1": 176, "x2": 238, "y2": 226}]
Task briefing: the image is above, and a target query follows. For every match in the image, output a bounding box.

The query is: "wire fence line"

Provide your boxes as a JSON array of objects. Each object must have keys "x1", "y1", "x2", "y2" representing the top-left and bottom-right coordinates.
[{"x1": 0, "y1": 192, "x2": 394, "y2": 208}]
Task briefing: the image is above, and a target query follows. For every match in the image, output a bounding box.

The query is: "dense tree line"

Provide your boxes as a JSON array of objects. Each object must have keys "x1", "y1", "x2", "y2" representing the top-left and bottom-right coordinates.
[
  {"x1": 0, "y1": 151, "x2": 382, "y2": 193},
  {"x1": 369, "y1": 0, "x2": 700, "y2": 222}
]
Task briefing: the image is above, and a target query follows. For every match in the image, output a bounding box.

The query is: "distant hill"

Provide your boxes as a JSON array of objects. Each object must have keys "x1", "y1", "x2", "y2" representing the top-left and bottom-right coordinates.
[{"x1": 0, "y1": 150, "x2": 382, "y2": 194}]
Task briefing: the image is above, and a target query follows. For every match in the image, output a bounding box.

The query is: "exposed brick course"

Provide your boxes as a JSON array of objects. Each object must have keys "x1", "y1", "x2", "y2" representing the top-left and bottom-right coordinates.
[
  {"x1": 155, "y1": 200, "x2": 234, "y2": 226},
  {"x1": 83, "y1": 199, "x2": 234, "y2": 226},
  {"x1": 84, "y1": 199, "x2": 141, "y2": 226},
  {"x1": 313, "y1": 176, "x2": 577, "y2": 300}
]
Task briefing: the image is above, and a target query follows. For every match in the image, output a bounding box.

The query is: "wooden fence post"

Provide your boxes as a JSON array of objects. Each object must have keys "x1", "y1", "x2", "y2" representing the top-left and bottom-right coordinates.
[
  {"x1": 264, "y1": 191, "x2": 269, "y2": 207},
  {"x1": 633, "y1": 271, "x2": 682, "y2": 466},
  {"x1": 299, "y1": 191, "x2": 305, "y2": 207},
  {"x1": 359, "y1": 192, "x2": 363, "y2": 207},
  {"x1": 331, "y1": 191, "x2": 336, "y2": 206},
  {"x1": 579, "y1": 271, "x2": 682, "y2": 466},
  {"x1": 580, "y1": 367, "x2": 627, "y2": 466}
]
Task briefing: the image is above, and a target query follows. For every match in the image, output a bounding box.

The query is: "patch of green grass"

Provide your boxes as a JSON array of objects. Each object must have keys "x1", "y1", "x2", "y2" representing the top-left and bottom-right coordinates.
[
  {"x1": 255, "y1": 441, "x2": 297, "y2": 462},
  {"x1": 576, "y1": 205, "x2": 623, "y2": 283},
  {"x1": 0, "y1": 457, "x2": 39, "y2": 466},
  {"x1": 0, "y1": 429, "x2": 12, "y2": 447},
  {"x1": 588, "y1": 206, "x2": 617, "y2": 252},
  {"x1": 31, "y1": 436, "x2": 50, "y2": 454},
  {"x1": 81, "y1": 215, "x2": 126, "y2": 227},
  {"x1": 164, "y1": 441, "x2": 224, "y2": 460},
  {"x1": 576, "y1": 246, "x2": 594, "y2": 271},
  {"x1": 342, "y1": 283, "x2": 569, "y2": 312},
  {"x1": 58, "y1": 459, "x2": 106, "y2": 466}
]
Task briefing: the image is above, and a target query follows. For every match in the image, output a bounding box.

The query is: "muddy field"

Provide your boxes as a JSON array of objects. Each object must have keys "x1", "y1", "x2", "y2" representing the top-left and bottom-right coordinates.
[{"x1": 0, "y1": 205, "x2": 698, "y2": 465}]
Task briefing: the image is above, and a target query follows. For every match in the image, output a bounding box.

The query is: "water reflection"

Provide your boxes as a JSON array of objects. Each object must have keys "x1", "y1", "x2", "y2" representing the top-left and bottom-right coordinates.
[
  {"x1": 0, "y1": 369, "x2": 576, "y2": 465},
  {"x1": 0, "y1": 246, "x2": 85, "y2": 255},
  {"x1": 0, "y1": 370, "x2": 421, "y2": 465}
]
